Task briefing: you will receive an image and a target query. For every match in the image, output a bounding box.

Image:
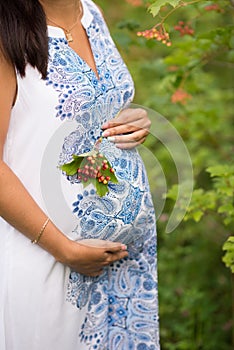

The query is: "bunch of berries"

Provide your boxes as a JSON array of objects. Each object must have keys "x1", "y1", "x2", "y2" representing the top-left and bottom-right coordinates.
[
  {"x1": 174, "y1": 21, "x2": 194, "y2": 37},
  {"x1": 204, "y1": 4, "x2": 224, "y2": 13},
  {"x1": 125, "y1": 0, "x2": 143, "y2": 6},
  {"x1": 171, "y1": 88, "x2": 192, "y2": 105},
  {"x1": 77, "y1": 153, "x2": 115, "y2": 185},
  {"x1": 137, "y1": 25, "x2": 172, "y2": 46},
  {"x1": 60, "y1": 149, "x2": 118, "y2": 197}
]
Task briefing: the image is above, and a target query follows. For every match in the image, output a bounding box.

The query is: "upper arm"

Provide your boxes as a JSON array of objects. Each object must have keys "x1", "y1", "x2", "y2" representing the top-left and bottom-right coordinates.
[{"x1": 0, "y1": 52, "x2": 17, "y2": 158}]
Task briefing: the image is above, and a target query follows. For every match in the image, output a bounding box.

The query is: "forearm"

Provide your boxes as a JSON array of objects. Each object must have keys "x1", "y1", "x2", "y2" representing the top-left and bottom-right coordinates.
[
  {"x1": 0, "y1": 160, "x2": 70, "y2": 261},
  {"x1": 0, "y1": 160, "x2": 129, "y2": 276}
]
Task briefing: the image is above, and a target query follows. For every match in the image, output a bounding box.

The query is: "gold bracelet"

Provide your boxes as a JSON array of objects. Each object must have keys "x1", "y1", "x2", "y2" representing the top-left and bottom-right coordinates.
[{"x1": 31, "y1": 217, "x2": 50, "y2": 244}]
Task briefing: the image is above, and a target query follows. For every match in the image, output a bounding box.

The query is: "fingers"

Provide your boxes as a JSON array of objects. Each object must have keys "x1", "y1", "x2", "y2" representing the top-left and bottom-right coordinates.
[
  {"x1": 101, "y1": 108, "x2": 150, "y2": 149},
  {"x1": 103, "y1": 108, "x2": 150, "y2": 128},
  {"x1": 102, "y1": 108, "x2": 151, "y2": 138},
  {"x1": 86, "y1": 248, "x2": 128, "y2": 275},
  {"x1": 107, "y1": 129, "x2": 148, "y2": 145},
  {"x1": 104, "y1": 249, "x2": 128, "y2": 263},
  {"x1": 102, "y1": 124, "x2": 149, "y2": 139},
  {"x1": 76, "y1": 249, "x2": 128, "y2": 276},
  {"x1": 68, "y1": 242, "x2": 128, "y2": 276},
  {"x1": 109, "y1": 251, "x2": 128, "y2": 264}
]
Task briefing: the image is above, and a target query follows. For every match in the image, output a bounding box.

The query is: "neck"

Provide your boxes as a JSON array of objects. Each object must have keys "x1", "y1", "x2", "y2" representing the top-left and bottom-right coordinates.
[{"x1": 39, "y1": 0, "x2": 81, "y2": 28}]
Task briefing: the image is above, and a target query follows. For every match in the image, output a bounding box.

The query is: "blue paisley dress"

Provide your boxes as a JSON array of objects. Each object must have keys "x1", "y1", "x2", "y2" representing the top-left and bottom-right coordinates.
[{"x1": 0, "y1": 1, "x2": 159, "y2": 349}]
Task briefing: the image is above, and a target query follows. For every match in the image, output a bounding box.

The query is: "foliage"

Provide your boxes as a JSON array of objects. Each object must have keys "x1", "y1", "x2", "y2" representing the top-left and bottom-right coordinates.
[
  {"x1": 149, "y1": 0, "x2": 181, "y2": 17},
  {"x1": 142, "y1": 0, "x2": 234, "y2": 271},
  {"x1": 96, "y1": 0, "x2": 234, "y2": 348},
  {"x1": 223, "y1": 236, "x2": 234, "y2": 273}
]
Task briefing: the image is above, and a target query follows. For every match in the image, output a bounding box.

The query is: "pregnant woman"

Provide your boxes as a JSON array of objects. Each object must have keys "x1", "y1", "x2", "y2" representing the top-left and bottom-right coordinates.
[{"x1": 0, "y1": 0, "x2": 160, "y2": 349}]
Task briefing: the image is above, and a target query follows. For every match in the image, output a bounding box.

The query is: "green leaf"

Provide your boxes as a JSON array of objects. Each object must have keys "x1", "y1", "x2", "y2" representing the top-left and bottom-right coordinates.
[
  {"x1": 149, "y1": 0, "x2": 180, "y2": 17},
  {"x1": 59, "y1": 149, "x2": 119, "y2": 197},
  {"x1": 207, "y1": 164, "x2": 234, "y2": 177},
  {"x1": 218, "y1": 203, "x2": 234, "y2": 215},
  {"x1": 223, "y1": 236, "x2": 234, "y2": 250},
  {"x1": 96, "y1": 179, "x2": 109, "y2": 197},
  {"x1": 59, "y1": 150, "x2": 98, "y2": 176},
  {"x1": 95, "y1": 160, "x2": 119, "y2": 196},
  {"x1": 59, "y1": 156, "x2": 84, "y2": 176},
  {"x1": 110, "y1": 172, "x2": 118, "y2": 184},
  {"x1": 192, "y1": 210, "x2": 204, "y2": 222},
  {"x1": 106, "y1": 161, "x2": 118, "y2": 184},
  {"x1": 222, "y1": 236, "x2": 234, "y2": 272}
]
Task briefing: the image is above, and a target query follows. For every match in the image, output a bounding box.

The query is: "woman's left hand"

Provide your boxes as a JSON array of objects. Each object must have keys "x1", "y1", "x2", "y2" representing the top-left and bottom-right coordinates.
[{"x1": 101, "y1": 108, "x2": 151, "y2": 149}]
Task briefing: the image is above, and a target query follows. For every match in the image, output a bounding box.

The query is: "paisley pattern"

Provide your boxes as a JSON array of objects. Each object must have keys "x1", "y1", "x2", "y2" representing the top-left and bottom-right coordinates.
[{"x1": 46, "y1": 1, "x2": 159, "y2": 348}]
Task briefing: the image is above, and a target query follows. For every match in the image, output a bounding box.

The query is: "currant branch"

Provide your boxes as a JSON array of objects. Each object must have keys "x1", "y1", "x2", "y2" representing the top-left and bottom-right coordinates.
[
  {"x1": 137, "y1": 0, "x2": 203, "y2": 46},
  {"x1": 158, "y1": 0, "x2": 202, "y2": 26},
  {"x1": 60, "y1": 138, "x2": 119, "y2": 197}
]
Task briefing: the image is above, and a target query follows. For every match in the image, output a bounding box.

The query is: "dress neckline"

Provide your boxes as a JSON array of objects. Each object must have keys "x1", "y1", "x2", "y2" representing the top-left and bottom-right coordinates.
[{"x1": 47, "y1": 0, "x2": 93, "y2": 39}]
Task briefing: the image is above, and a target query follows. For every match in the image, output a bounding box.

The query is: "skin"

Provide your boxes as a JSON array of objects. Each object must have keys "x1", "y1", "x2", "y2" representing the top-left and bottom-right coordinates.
[
  {"x1": 0, "y1": 0, "x2": 150, "y2": 276},
  {"x1": 102, "y1": 107, "x2": 150, "y2": 149}
]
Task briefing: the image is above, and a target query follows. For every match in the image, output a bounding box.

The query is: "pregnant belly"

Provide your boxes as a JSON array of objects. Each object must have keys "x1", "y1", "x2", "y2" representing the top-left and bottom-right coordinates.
[
  {"x1": 70, "y1": 157, "x2": 154, "y2": 245},
  {"x1": 61, "y1": 144, "x2": 154, "y2": 245},
  {"x1": 71, "y1": 182, "x2": 155, "y2": 245}
]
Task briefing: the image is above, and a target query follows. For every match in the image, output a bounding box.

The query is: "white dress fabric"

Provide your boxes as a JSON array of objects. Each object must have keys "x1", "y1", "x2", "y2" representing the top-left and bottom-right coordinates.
[{"x1": 0, "y1": 1, "x2": 160, "y2": 349}]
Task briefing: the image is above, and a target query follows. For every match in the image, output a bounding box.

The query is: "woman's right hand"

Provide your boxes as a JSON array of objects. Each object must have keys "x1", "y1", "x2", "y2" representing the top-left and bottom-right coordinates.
[{"x1": 59, "y1": 239, "x2": 128, "y2": 277}]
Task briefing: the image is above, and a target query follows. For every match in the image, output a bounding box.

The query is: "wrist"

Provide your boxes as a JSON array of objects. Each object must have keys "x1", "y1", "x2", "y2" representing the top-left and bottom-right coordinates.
[
  {"x1": 53, "y1": 237, "x2": 75, "y2": 265},
  {"x1": 31, "y1": 217, "x2": 50, "y2": 244},
  {"x1": 37, "y1": 220, "x2": 74, "y2": 264}
]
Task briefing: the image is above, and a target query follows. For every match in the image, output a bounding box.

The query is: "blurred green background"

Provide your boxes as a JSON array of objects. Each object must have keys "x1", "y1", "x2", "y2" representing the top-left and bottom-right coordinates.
[{"x1": 95, "y1": 1, "x2": 234, "y2": 349}]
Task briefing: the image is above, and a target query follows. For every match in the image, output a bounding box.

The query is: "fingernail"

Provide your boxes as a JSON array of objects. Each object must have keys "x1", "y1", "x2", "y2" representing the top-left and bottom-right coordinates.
[
  {"x1": 107, "y1": 136, "x2": 115, "y2": 142},
  {"x1": 102, "y1": 122, "x2": 108, "y2": 129},
  {"x1": 102, "y1": 130, "x2": 110, "y2": 137},
  {"x1": 121, "y1": 244, "x2": 127, "y2": 250}
]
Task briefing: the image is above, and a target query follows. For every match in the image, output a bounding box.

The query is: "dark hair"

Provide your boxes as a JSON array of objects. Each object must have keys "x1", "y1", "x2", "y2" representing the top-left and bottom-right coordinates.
[{"x1": 0, "y1": 0, "x2": 48, "y2": 78}]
